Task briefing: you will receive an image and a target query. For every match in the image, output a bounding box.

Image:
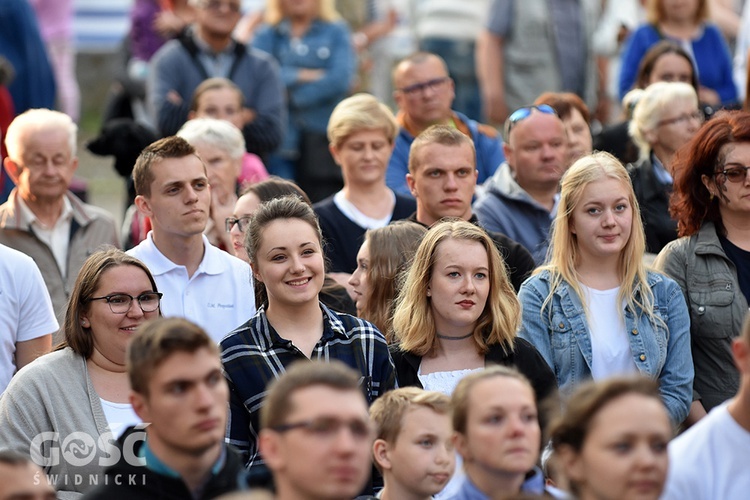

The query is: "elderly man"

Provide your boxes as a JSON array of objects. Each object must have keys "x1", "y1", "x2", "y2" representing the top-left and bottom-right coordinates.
[
  {"x1": 148, "y1": 0, "x2": 284, "y2": 158},
  {"x1": 386, "y1": 52, "x2": 503, "y2": 196},
  {"x1": 474, "y1": 105, "x2": 569, "y2": 264},
  {"x1": 0, "y1": 109, "x2": 119, "y2": 336}
]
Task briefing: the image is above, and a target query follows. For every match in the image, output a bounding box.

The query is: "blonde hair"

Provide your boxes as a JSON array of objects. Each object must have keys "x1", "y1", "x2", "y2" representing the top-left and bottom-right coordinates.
[
  {"x1": 628, "y1": 81, "x2": 699, "y2": 159},
  {"x1": 392, "y1": 219, "x2": 519, "y2": 357},
  {"x1": 536, "y1": 152, "x2": 657, "y2": 326},
  {"x1": 327, "y1": 93, "x2": 398, "y2": 149},
  {"x1": 370, "y1": 387, "x2": 451, "y2": 444},
  {"x1": 264, "y1": 0, "x2": 340, "y2": 25}
]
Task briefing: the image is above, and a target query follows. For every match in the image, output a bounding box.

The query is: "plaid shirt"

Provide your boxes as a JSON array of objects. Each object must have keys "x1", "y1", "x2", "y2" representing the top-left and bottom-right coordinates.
[{"x1": 220, "y1": 302, "x2": 396, "y2": 470}]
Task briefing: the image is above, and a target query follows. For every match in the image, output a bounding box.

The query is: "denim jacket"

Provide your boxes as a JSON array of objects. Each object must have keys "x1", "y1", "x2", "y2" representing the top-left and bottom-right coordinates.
[{"x1": 518, "y1": 270, "x2": 693, "y2": 424}]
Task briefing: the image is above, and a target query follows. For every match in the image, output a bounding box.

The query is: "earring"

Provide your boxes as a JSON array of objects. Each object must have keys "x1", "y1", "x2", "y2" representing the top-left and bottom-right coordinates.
[
  {"x1": 710, "y1": 192, "x2": 715, "y2": 201},
  {"x1": 427, "y1": 289, "x2": 431, "y2": 297}
]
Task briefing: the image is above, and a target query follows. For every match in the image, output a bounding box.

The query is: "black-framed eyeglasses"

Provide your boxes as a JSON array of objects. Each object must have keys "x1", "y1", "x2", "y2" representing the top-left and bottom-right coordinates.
[
  {"x1": 87, "y1": 292, "x2": 163, "y2": 314},
  {"x1": 200, "y1": 0, "x2": 241, "y2": 13},
  {"x1": 225, "y1": 216, "x2": 252, "y2": 233},
  {"x1": 715, "y1": 163, "x2": 750, "y2": 184},
  {"x1": 272, "y1": 417, "x2": 372, "y2": 440},
  {"x1": 504, "y1": 104, "x2": 557, "y2": 140},
  {"x1": 657, "y1": 111, "x2": 704, "y2": 128},
  {"x1": 397, "y1": 77, "x2": 450, "y2": 97}
]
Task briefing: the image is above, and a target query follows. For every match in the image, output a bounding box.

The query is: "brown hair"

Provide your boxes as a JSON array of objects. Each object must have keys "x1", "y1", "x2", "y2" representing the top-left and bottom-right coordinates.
[
  {"x1": 534, "y1": 92, "x2": 591, "y2": 125},
  {"x1": 670, "y1": 110, "x2": 750, "y2": 236},
  {"x1": 189, "y1": 77, "x2": 244, "y2": 112},
  {"x1": 240, "y1": 176, "x2": 312, "y2": 205},
  {"x1": 127, "y1": 317, "x2": 218, "y2": 396},
  {"x1": 133, "y1": 136, "x2": 203, "y2": 197},
  {"x1": 452, "y1": 365, "x2": 534, "y2": 435},
  {"x1": 359, "y1": 221, "x2": 427, "y2": 342},
  {"x1": 634, "y1": 41, "x2": 699, "y2": 92},
  {"x1": 370, "y1": 387, "x2": 450, "y2": 444},
  {"x1": 61, "y1": 248, "x2": 158, "y2": 357},
  {"x1": 260, "y1": 360, "x2": 362, "y2": 430},
  {"x1": 408, "y1": 125, "x2": 476, "y2": 174}
]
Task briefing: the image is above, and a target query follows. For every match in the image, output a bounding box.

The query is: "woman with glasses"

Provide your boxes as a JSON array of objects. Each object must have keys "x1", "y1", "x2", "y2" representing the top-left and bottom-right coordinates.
[
  {"x1": 226, "y1": 177, "x2": 356, "y2": 314},
  {"x1": 654, "y1": 110, "x2": 750, "y2": 424},
  {"x1": 518, "y1": 151, "x2": 693, "y2": 426},
  {"x1": 0, "y1": 248, "x2": 161, "y2": 497},
  {"x1": 627, "y1": 81, "x2": 703, "y2": 254},
  {"x1": 253, "y1": 0, "x2": 355, "y2": 202}
]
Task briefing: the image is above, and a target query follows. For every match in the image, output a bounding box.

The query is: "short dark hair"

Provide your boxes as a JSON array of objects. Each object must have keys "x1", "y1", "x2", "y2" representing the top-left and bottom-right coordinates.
[
  {"x1": 260, "y1": 360, "x2": 362, "y2": 430},
  {"x1": 0, "y1": 450, "x2": 32, "y2": 466},
  {"x1": 133, "y1": 136, "x2": 202, "y2": 197},
  {"x1": 127, "y1": 317, "x2": 218, "y2": 396}
]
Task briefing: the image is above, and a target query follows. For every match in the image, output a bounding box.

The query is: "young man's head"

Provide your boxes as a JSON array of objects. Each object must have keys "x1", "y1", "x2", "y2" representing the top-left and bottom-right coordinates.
[
  {"x1": 3, "y1": 108, "x2": 78, "y2": 207},
  {"x1": 133, "y1": 136, "x2": 211, "y2": 241},
  {"x1": 128, "y1": 317, "x2": 228, "y2": 463},
  {"x1": 0, "y1": 451, "x2": 56, "y2": 500},
  {"x1": 406, "y1": 125, "x2": 477, "y2": 226},
  {"x1": 370, "y1": 387, "x2": 455, "y2": 499},
  {"x1": 259, "y1": 360, "x2": 373, "y2": 500}
]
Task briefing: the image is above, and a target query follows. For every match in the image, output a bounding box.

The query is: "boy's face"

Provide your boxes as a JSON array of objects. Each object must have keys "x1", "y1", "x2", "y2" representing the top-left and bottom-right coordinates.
[
  {"x1": 193, "y1": 87, "x2": 244, "y2": 130},
  {"x1": 378, "y1": 407, "x2": 455, "y2": 497}
]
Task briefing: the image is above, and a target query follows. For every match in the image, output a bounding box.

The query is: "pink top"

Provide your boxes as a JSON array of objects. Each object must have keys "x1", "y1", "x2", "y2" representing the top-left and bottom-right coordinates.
[
  {"x1": 239, "y1": 152, "x2": 269, "y2": 189},
  {"x1": 28, "y1": 0, "x2": 74, "y2": 41}
]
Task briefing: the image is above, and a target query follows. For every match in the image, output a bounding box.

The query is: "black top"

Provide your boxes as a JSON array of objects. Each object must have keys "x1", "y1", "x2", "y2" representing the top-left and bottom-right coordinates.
[
  {"x1": 627, "y1": 155, "x2": 677, "y2": 254},
  {"x1": 720, "y1": 234, "x2": 750, "y2": 304},
  {"x1": 406, "y1": 212, "x2": 536, "y2": 292}
]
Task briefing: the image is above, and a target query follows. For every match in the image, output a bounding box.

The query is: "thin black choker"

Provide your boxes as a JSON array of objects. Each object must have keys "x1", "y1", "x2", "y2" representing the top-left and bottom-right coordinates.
[{"x1": 436, "y1": 332, "x2": 473, "y2": 340}]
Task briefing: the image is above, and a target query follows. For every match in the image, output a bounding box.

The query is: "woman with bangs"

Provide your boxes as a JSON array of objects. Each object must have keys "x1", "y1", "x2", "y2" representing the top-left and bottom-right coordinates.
[{"x1": 518, "y1": 151, "x2": 693, "y2": 425}]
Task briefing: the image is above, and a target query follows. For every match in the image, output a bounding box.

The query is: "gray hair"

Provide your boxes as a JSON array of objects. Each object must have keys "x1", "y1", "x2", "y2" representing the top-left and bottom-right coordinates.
[
  {"x1": 4, "y1": 108, "x2": 77, "y2": 161},
  {"x1": 628, "y1": 82, "x2": 699, "y2": 159},
  {"x1": 177, "y1": 117, "x2": 246, "y2": 160}
]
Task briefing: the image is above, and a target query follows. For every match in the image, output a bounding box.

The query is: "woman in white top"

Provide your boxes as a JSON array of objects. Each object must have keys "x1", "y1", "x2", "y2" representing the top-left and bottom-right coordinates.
[
  {"x1": 517, "y1": 151, "x2": 693, "y2": 425},
  {"x1": 0, "y1": 248, "x2": 160, "y2": 498}
]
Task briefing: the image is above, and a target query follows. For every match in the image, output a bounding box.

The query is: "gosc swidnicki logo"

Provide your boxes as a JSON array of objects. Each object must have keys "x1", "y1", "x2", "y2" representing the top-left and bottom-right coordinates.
[{"x1": 29, "y1": 427, "x2": 147, "y2": 468}]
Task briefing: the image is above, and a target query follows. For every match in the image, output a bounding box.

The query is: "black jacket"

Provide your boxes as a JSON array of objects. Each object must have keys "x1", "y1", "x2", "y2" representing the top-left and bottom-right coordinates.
[
  {"x1": 406, "y1": 212, "x2": 536, "y2": 292},
  {"x1": 83, "y1": 427, "x2": 248, "y2": 499},
  {"x1": 627, "y1": 155, "x2": 677, "y2": 254}
]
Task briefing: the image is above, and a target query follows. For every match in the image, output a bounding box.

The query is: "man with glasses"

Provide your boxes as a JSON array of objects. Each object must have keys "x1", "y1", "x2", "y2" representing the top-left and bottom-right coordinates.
[
  {"x1": 474, "y1": 105, "x2": 569, "y2": 264},
  {"x1": 386, "y1": 52, "x2": 504, "y2": 196},
  {"x1": 259, "y1": 360, "x2": 374, "y2": 500},
  {"x1": 148, "y1": 0, "x2": 284, "y2": 160},
  {"x1": 0, "y1": 109, "x2": 119, "y2": 340},
  {"x1": 127, "y1": 136, "x2": 255, "y2": 342},
  {"x1": 87, "y1": 317, "x2": 249, "y2": 499}
]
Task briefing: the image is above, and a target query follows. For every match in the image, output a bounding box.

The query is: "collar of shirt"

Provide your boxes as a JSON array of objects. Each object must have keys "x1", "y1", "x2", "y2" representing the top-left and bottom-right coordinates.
[
  {"x1": 255, "y1": 303, "x2": 352, "y2": 352},
  {"x1": 17, "y1": 193, "x2": 73, "y2": 230},
  {"x1": 140, "y1": 232, "x2": 230, "y2": 277},
  {"x1": 650, "y1": 152, "x2": 674, "y2": 186},
  {"x1": 140, "y1": 438, "x2": 227, "y2": 483}
]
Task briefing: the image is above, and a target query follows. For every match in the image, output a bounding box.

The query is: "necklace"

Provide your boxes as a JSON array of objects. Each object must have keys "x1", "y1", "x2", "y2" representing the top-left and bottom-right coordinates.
[{"x1": 436, "y1": 332, "x2": 473, "y2": 340}]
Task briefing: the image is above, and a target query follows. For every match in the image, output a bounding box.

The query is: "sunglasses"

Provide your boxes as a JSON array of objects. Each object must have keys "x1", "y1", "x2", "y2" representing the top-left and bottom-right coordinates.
[
  {"x1": 715, "y1": 163, "x2": 750, "y2": 184},
  {"x1": 503, "y1": 104, "x2": 557, "y2": 140}
]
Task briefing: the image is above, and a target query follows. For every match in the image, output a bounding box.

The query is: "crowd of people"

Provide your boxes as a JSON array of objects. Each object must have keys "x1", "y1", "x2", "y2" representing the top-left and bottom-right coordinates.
[{"x1": 2, "y1": 0, "x2": 750, "y2": 499}]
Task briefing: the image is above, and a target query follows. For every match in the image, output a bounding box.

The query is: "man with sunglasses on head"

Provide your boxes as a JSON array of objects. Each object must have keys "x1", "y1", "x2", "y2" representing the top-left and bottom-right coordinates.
[
  {"x1": 147, "y1": 0, "x2": 284, "y2": 159},
  {"x1": 474, "y1": 105, "x2": 569, "y2": 264},
  {"x1": 259, "y1": 360, "x2": 374, "y2": 500},
  {"x1": 386, "y1": 52, "x2": 504, "y2": 197}
]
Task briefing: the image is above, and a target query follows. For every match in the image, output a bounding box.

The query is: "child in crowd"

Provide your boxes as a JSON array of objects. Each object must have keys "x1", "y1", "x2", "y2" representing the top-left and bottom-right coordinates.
[{"x1": 370, "y1": 387, "x2": 455, "y2": 500}]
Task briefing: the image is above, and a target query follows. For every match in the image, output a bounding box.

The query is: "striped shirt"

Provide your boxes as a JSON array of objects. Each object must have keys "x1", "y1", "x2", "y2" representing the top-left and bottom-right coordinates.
[{"x1": 220, "y1": 302, "x2": 396, "y2": 470}]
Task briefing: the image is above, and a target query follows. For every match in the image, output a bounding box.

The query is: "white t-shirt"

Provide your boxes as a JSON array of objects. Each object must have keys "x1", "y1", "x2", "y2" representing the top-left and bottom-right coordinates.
[
  {"x1": 0, "y1": 244, "x2": 59, "y2": 393},
  {"x1": 582, "y1": 284, "x2": 638, "y2": 380},
  {"x1": 100, "y1": 399, "x2": 141, "y2": 439},
  {"x1": 662, "y1": 401, "x2": 750, "y2": 499},
  {"x1": 128, "y1": 233, "x2": 256, "y2": 342}
]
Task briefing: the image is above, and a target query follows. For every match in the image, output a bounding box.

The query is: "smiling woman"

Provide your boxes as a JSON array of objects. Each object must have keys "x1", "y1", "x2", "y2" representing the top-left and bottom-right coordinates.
[
  {"x1": 0, "y1": 248, "x2": 160, "y2": 497},
  {"x1": 518, "y1": 151, "x2": 693, "y2": 425}
]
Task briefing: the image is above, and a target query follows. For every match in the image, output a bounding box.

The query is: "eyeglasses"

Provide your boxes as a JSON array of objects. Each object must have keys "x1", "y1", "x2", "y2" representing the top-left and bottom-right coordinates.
[
  {"x1": 225, "y1": 216, "x2": 252, "y2": 233},
  {"x1": 87, "y1": 292, "x2": 163, "y2": 314},
  {"x1": 657, "y1": 111, "x2": 704, "y2": 127},
  {"x1": 503, "y1": 104, "x2": 557, "y2": 140},
  {"x1": 272, "y1": 417, "x2": 372, "y2": 441},
  {"x1": 200, "y1": 0, "x2": 241, "y2": 13},
  {"x1": 397, "y1": 77, "x2": 450, "y2": 97},
  {"x1": 715, "y1": 163, "x2": 750, "y2": 183}
]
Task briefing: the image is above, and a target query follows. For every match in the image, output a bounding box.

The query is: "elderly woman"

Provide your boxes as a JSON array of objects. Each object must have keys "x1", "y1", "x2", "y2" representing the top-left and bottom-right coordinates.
[
  {"x1": 0, "y1": 248, "x2": 161, "y2": 498},
  {"x1": 627, "y1": 81, "x2": 703, "y2": 253},
  {"x1": 655, "y1": 110, "x2": 750, "y2": 424},
  {"x1": 177, "y1": 117, "x2": 245, "y2": 251},
  {"x1": 619, "y1": 0, "x2": 737, "y2": 108},
  {"x1": 313, "y1": 93, "x2": 416, "y2": 288},
  {"x1": 253, "y1": 0, "x2": 355, "y2": 201}
]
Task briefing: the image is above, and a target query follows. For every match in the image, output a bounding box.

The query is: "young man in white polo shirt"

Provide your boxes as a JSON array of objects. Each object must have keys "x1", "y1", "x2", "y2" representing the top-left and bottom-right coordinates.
[{"x1": 128, "y1": 136, "x2": 254, "y2": 341}]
